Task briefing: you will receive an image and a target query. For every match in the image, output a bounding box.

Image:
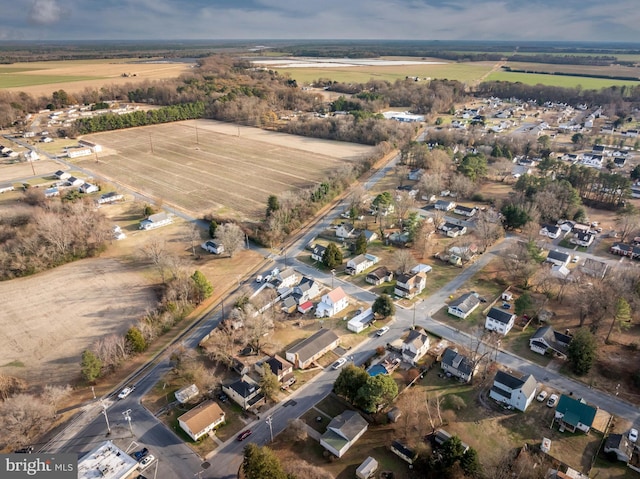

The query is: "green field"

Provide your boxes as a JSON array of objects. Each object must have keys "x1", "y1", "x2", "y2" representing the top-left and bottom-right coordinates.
[
  {"x1": 284, "y1": 61, "x2": 495, "y2": 85},
  {"x1": 0, "y1": 74, "x2": 104, "y2": 89},
  {"x1": 485, "y1": 70, "x2": 640, "y2": 89}
]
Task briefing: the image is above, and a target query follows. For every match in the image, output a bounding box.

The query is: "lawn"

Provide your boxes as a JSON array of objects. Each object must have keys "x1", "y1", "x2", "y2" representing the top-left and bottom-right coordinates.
[{"x1": 485, "y1": 71, "x2": 640, "y2": 89}]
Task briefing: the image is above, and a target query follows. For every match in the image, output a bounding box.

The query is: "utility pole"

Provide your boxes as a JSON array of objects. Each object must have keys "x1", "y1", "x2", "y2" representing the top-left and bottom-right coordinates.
[
  {"x1": 123, "y1": 409, "x2": 133, "y2": 435},
  {"x1": 331, "y1": 269, "x2": 336, "y2": 289},
  {"x1": 100, "y1": 400, "x2": 111, "y2": 435},
  {"x1": 91, "y1": 386, "x2": 96, "y2": 399},
  {"x1": 266, "y1": 415, "x2": 274, "y2": 443}
]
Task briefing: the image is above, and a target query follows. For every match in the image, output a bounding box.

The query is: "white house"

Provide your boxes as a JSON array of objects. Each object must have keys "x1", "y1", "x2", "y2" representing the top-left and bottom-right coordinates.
[
  {"x1": 401, "y1": 329, "x2": 430, "y2": 365},
  {"x1": 66, "y1": 176, "x2": 84, "y2": 187},
  {"x1": 545, "y1": 250, "x2": 571, "y2": 267},
  {"x1": 315, "y1": 286, "x2": 349, "y2": 318},
  {"x1": 311, "y1": 244, "x2": 327, "y2": 262},
  {"x1": 276, "y1": 267, "x2": 300, "y2": 289},
  {"x1": 201, "y1": 240, "x2": 224, "y2": 255},
  {"x1": 79, "y1": 183, "x2": 99, "y2": 194},
  {"x1": 394, "y1": 271, "x2": 426, "y2": 299},
  {"x1": 97, "y1": 191, "x2": 124, "y2": 204},
  {"x1": 346, "y1": 254, "x2": 379, "y2": 275},
  {"x1": 336, "y1": 222, "x2": 355, "y2": 239},
  {"x1": 178, "y1": 400, "x2": 225, "y2": 441},
  {"x1": 292, "y1": 277, "x2": 321, "y2": 304},
  {"x1": 488, "y1": 370, "x2": 537, "y2": 411},
  {"x1": 347, "y1": 308, "x2": 374, "y2": 333},
  {"x1": 453, "y1": 205, "x2": 477, "y2": 217},
  {"x1": 139, "y1": 212, "x2": 173, "y2": 230},
  {"x1": 439, "y1": 222, "x2": 467, "y2": 237},
  {"x1": 356, "y1": 457, "x2": 379, "y2": 479},
  {"x1": 529, "y1": 326, "x2": 572, "y2": 357},
  {"x1": 539, "y1": 224, "x2": 561, "y2": 239},
  {"x1": 447, "y1": 292, "x2": 481, "y2": 319},
  {"x1": 434, "y1": 199, "x2": 456, "y2": 211},
  {"x1": 570, "y1": 232, "x2": 595, "y2": 247},
  {"x1": 554, "y1": 395, "x2": 597, "y2": 433},
  {"x1": 54, "y1": 170, "x2": 71, "y2": 180},
  {"x1": 320, "y1": 411, "x2": 368, "y2": 458},
  {"x1": 485, "y1": 307, "x2": 516, "y2": 335},
  {"x1": 0, "y1": 183, "x2": 15, "y2": 194}
]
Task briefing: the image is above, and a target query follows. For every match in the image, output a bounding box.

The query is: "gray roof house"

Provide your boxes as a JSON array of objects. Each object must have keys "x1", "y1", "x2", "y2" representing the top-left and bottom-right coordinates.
[
  {"x1": 447, "y1": 292, "x2": 481, "y2": 319},
  {"x1": 546, "y1": 250, "x2": 571, "y2": 267},
  {"x1": 292, "y1": 277, "x2": 321, "y2": 304},
  {"x1": 311, "y1": 244, "x2": 327, "y2": 262},
  {"x1": 604, "y1": 434, "x2": 634, "y2": 462},
  {"x1": 366, "y1": 266, "x2": 393, "y2": 285},
  {"x1": 529, "y1": 326, "x2": 572, "y2": 357},
  {"x1": 222, "y1": 375, "x2": 265, "y2": 411},
  {"x1": 489, "y1": 370, "x2": 537, "y2": 411},
  {"x1": 401, "y1": 329, "x2": 430, "y2": 365},
  {"x1": 320, "y1": 411, "x2": 368, "y2": 458},
  {"x1": 285, "y1": 329, "x2": 340, "y2": 369},
  {"x1": 485, "y1": 307, "x2": 516, "y2": 335},
  {"x1": 440, "y1": 348, "x2": 476, "y2": 383}
]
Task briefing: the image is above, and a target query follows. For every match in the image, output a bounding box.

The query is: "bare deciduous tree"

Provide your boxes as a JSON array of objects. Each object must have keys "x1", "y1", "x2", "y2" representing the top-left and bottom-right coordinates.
[
  {"x1": 140, "y1": 238, "x2": 170, "y2": 283},
  {"x1": 43, "y1": 384, "x2": 72, "y2": 416},
  {"x1": 474, "y1": 209, "x2": 504, "y2": 252},
  {"x1": 393, "y1": 249, "x2": 414, "y2": 274},
  {"x1": 0, "y1": 394, "x2": 54, "y2": 449},
  {"x1": 285, "y1": 418, "x2": 308, "y2": 443},
  {"x1": 0, "y1": 374, "x2": 26, "y2": 400},
  {"x1": 394, "y1": 190, "x2": 417, "y2": 229},
  {"x1": 215, "y1": 223, "x2": 245, "y2": 258}
]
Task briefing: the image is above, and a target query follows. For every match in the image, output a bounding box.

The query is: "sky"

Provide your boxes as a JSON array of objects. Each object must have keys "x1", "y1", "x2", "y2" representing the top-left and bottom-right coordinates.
[{"x1": 2, "y1": 0, "x2": 640, "y2": 43}]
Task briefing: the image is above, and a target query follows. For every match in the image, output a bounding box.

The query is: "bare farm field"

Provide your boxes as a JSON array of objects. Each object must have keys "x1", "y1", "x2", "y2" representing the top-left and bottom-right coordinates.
[
  {"x1": 0, "y1": 257, "x2": 157, "y2": 387},
  {"x1": 77, "y1": 120, "x2": 373, "y2": 220}
]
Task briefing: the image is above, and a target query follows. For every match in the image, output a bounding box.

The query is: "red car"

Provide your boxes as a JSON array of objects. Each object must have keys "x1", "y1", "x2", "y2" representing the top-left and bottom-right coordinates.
[{"x1": 236, "y1": 429, "x2": 253, "y2": 441}]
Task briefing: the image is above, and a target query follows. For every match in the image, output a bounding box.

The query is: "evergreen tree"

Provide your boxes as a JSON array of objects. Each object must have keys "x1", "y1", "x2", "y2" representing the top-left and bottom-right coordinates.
[
  {"x1": 81, "y1": 350, "x2": 102, "y2": 382},
  {"x1": 567, "y1": 328, "x2": 597, "y2": 375},
  {"x1": 209, "y1": 220, "x2": 218, "y2": 239},
  {"x1": 125, "y1": 326, "x2": 147, "y2": 353},
  {"x1": 354, "y1": 232, "x2": 367, "y2": 255},
  {"x1": 334, "y1": 364, "x2": 369, "y2": 404},
  {"x1": 191, "y1": 270, "x2": 213, "y2": 303},
  {"x1": 322, "y1": 242, "x2": 343, "y2": 268},
  {"x1": 372, "y1": 293, "x2": 395, "y2": 318},
  {"x1": 242, "y1": 444, "x2": 289, "y2": 479},
  {"x1": 259, "y1": 369, "x2": 280, "y2": 402}
]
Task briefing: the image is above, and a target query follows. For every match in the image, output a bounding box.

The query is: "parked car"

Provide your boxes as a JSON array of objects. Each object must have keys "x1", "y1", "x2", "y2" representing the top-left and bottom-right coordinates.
[
  {"x1": 236, "y1": 429, "x2": 253, "y2": 441},
  {"x1": 332, "y1": 358, "x2": 347, "y2": 370},
  {"x1": 536, "y1": 391, "x2": 548, "y2": 402},
  {"x1": 376, "y1": 326, "x2": 390, "y2": 337},
  {"x1": 572, "y1": 256, "x2": 580, "y2": 263},
  {"x1": 118, "y1": 386, "x2": 135, "y2": 399},
  {"x1": 217, "y1": 392, "x2": 229, "y2": 403},
  {"x1": 133, "y1": 448, "x2": 149, "y2": 461},
  {"x1": 138, "y1": 455, "x2": 155, "y2": 470},
  {"x1": 546, "y1": 394, "x2": 559, "y2": 408},
  {"x1": 14, "y1": 446, "x2": 34, "y2": 454},
  {"x1": 629, "y1": 428, "x2": 638, "y2": 443}
]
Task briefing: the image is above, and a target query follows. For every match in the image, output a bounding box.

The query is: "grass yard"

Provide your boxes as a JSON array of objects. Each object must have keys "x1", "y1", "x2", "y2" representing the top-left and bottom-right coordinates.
[{"x1": 76, "y1": 120, "x2": 372, "y2": 221}]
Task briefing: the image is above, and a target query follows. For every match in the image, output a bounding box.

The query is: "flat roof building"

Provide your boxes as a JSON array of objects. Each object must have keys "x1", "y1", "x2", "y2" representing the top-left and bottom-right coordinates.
[{"x1": 78, "y1": 441, "x2": 139, "y2": 479}]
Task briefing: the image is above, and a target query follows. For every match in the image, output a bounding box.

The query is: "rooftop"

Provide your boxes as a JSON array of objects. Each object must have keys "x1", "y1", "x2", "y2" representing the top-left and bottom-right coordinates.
[{"x1": 78, "y1": 441, "x2": 138, "y2": 479}]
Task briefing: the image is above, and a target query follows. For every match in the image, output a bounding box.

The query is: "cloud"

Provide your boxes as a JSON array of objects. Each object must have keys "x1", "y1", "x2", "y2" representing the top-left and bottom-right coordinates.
[{"x1": 28, "y1": 0, "x2": 63, "y2": 25}]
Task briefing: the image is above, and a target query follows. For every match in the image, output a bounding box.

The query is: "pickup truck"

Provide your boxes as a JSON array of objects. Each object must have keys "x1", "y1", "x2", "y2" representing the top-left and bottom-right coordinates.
[{"x1": 133, "y1": 448, "x2": 149, "y2": 461}]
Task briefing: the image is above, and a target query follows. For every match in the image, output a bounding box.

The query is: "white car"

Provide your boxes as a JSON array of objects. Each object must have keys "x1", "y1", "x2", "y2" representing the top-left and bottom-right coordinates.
[
  {"x1": 536, "y1": 390, "x2": 548, "y2": 402},
  {"x1": 546, "y1": 394, "x2": 559, "y2": 408},
  {"x1": 117, "y1": 386, "x2": 134, "y2": 399},
  {"x1": 571, "y1": 256, "x2": 580, "y2": 263},
  {"x1": 376, "y1": 326, "x2": 390, "y2": 337},
  {"x1": 630, "y1": 428, "x2": 638, "y2": 443},
  {"x1": 138, "y1": 455, "x2": 156, "y2": 470},
  {"x1": 332, "y1": 358, "x2": 347, "y2": 370}
]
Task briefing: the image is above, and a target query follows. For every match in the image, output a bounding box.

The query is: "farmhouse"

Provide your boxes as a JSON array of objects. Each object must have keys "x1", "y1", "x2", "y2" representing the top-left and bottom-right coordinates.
[
  {"x1": 178, "y1": 400, "x2": 225, "y2": 441},
  {"x1": 441, "y1": 348, "x2": 476, "y2": 383},
  {"x1": 285, "y1": 328, "x2": 340, "y2": 369},
  {"x1": 402, "y1": 329, "x2": 430, "y2": 365},
  {"x1": 346, "y1": 253, "x2": 379, "y2": 275},
  {"x1": 489, "y1": 370, "x2": 537, "y2": 411},
  {"x1": 139, "y1": 212, "x2": 173, "y2": 230},
  {"x1": 315, "y1": 286, "x2": 349, "y2": 318},
  {"x1": 222, "y1": 375, "x2": 264, "y2": 411},
  {"x1": 320, "y1": 411, "x2": 368, "y2": 458},
  {"x1": 366, "y1": 266, "x2": 393, "y2": 285},
  {"x1": 394, "y1": 271, "x2": 426, "y2": 299},
  {"x1": 485, "y1": 307, "x2": 516, "y2": 335},
  {"x1": 529, "y1": 326, "x2": 572, "y2": 357},
  {"x1": 448, "y1": 292, "x2": 481, "y2": 319},
  {"x1": 553, "y1": 395, "x2": 597, "y2": 433}
]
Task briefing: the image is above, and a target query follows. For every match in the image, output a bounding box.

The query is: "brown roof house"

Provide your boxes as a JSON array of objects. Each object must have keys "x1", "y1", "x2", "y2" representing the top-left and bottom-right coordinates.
[
  {"x1": 178, "y1": 400, "x2": 225, "y2": 441},
  {"x1": 285, "y1": 328, "x2": 340, "y2": 369}
]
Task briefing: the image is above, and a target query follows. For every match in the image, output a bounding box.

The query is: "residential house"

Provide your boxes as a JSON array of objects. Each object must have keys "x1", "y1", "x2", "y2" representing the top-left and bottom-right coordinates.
[
  {"x1": 139, "y1": 212, "x2": 173, "y2": 230},
  {"x1": 604, "y1": 434, "x2": 634, "y2": 462},
  {"x1": 44, "y1": 187, "x2": 59, "y2": 198},
  {"x1": 529, "y1": 326, "x2": 572, "y2": 357},
  {"x1": 311, "y1": 244, "x2": 327, "y2": 262},
  {"x1": 297, "y1": 301, "x2": 314, "y2": 314},
  {"x1": 539, "y1": 224, "x2": 562, "y2": 239},
  {"x1": 610, "y1": 243, "x2": 640, "y2": 259},
  {"x1": 512, "y1": 165, "x2": 532, "y2": 178},
  {"x1": 97, "y1": 191, "x2": 124, "y2": 204},
  {"x1": 554, "y1": 395, "x2": 597, "y2": 433},
  {"x1": 174, "y1": 384, "x2": 199, "y2": 404},
  {"x1": 66, "y1": 176, "x2": 84, "y2": 187},
  {"x1": 0, "y1": 183, "x2": 15, "y2": 194},
  {"x1": 485, "y1": 307, "x2": 516, "y2": 335},
  {"x1": 356, "y1": 457, "x2": 379, "y2": 479},
  {"x1": 410, "y1": 264, "x2": 433, "y2": 274},
  {"x1": 336, "y1": 222, "x2": 355, "y2": 239},
  {"x1": 178, "y1": 400, "x2": 225, "y2": 441},
  {"x1": 276, "y1": 267, "x2": 300, "y2": 289},
  {"x1": 434, "y1": 199, "x2": 456, "y2": 211},
  {"x1": 391, "y1": 441, "x2": 418, "y2": 465},
  {"x1": 613, "y1": 157, "x2": 627, "y2": 168},
  {"x1": 315, "y1": 287, "x2": 349, "y2": 318},
  {"x1": 550, "y1": 264, "x2": 571, "y2": 279},
  {"x1": 489, "y1": 370, "x2": 537, "y2": 411},
  {"x1": 285, "y1": 328, "x2": 340, "y2": 369},
  {"x1": 366, "y1": 266, "x2": 393, "y2": 286},
  {"x1": 439, "y1": 222, "x2": 467, "y2": 237},
  {"x1": 570, "y1": 232, "x2": 595, "y2": 247},
  {"x1": 201, "y1": 240, "x2": 224, "y2": 255},
  {"x1": 78, "y1": 182, "x2": 99, "y2": 194},
  {"x1": 255, "y1": 354, "x2": 295, "y2": 388},
  {"x1": 440, "y1": 348, "x2": 476, "y2": 383},
  {"x1": 281, "y1": 296, "x2": 297, "y2": 314},
  {"x1": 347, "y1": 308, "x2": 374, "y2": 333},
  {"x1": 320, "y1": 411, "x2": 369, "y2": 458},
  {"x1": 447, "y1": 292, "x2": 481, "y2": 319},
  {"x1": 546, "y1": 250, "x2": 571, "y2": 267},
  {"x1": 221, "y1": 375, "x2": 264, "y2": 411},
  {"x1": 346, "y1": 254, "x2": 379, "y2": 275},
  {"x1": 292, "y1": 277, "x2": 321, "y2": 304},
  {"x1": 433, "y1": 429, "x2": 469, "y2": 453},
  {"x1": 580, "y1": 258, "x2": 609, "y2": 279},
  {"x1": 362, "y1": 230, "x2": 378, "y2": 243},
  {"x1": 401, "y1": 329, "x2": 430, "y2": 365},
  {"x1": 394, "y1": 271, "x2": 426, "y2": 299},
  {"x1": 453, "y1": 205, "x2": 477, "y2": 217},
  {"x1": 408, "y1": 169, "x2": 424, "y2": 181}
]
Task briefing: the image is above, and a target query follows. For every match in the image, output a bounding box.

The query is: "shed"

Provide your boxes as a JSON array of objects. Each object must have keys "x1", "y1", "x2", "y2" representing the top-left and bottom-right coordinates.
[{"x1": 356, "y1": 456, "x2": 379, "y2": 479}]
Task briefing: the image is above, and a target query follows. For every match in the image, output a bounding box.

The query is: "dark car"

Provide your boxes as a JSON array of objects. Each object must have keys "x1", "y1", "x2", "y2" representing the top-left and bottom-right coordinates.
[
  {"x1": 14, "y1": 446, "x2": 34, "y2": 454},
  {"x1": 239, "y1": 346, "x2": 255, "y2": 356},
  {"x1": 217, "y1": 392, "x2": 229, "y2": 403},
  {"x1": 236, "y1": 429, "x2": 253, "y2": 441},
  {"x1": 133, "y1": 447, "x2": 149, "y2": 461}
]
